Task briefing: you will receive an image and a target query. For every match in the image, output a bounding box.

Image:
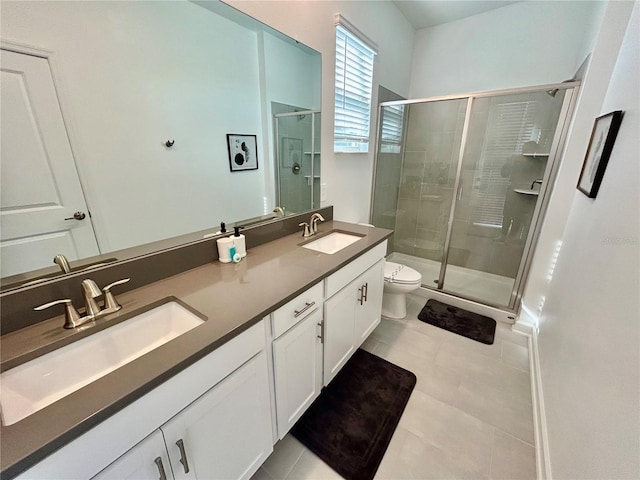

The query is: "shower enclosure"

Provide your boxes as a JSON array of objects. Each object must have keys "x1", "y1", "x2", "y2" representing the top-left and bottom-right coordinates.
[
  {"x1": 274, "y1": 107, "x2": 321, "y2": 214},
  {"x1": 371, "y1": 83, "x2": 579, "y2": 311}
]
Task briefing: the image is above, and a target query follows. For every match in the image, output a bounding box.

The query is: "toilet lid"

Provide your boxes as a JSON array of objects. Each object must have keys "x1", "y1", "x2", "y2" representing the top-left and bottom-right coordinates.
[{"x1": 384, "y1": 261, "x2": 422, "y2": 284}]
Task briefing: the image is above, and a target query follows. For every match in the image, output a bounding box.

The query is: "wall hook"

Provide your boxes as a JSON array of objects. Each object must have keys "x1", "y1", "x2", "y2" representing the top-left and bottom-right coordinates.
[{"x1": 165, "y1": 140, "x2": 175, "y2": 148}]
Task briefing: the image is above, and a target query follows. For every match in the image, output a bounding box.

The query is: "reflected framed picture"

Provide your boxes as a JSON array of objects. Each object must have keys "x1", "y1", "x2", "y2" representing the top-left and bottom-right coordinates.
[
  {"x1": 281, "y1": 137, "x2": 303, "y2": 168},
  {"x1": 227, "y1": 134, "x2": 258, "y2": 172},
  {"x1": 577, "y1": 110, "x2": 623, "y2": 198}
]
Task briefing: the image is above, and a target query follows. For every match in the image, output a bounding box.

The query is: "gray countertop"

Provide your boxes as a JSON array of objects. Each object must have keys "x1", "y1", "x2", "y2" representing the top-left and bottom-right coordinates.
[{"x1": 0, "y1": 221, "x2": 392, "y2": 479}]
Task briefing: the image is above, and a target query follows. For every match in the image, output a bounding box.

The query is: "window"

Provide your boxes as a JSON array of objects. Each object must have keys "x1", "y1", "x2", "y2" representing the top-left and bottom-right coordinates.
[
  {"x1": 334, "y1": 16, "x2": 377, "y2": 153},
  {"x1": 379, "y1": 104, "x2": 405, "y2": 153}
]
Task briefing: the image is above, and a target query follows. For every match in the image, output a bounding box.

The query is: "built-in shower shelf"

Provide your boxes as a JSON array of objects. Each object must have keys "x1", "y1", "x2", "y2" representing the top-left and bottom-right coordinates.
[
  {"x1": 304, "y1": 152, "x2": 321, "y2": 155},
  {"x1": 521, "y1": 153, "x2": 549, "y2": 158},
  {"x1": 514, "y1": 189, "x2": 540, "y2": 196}
]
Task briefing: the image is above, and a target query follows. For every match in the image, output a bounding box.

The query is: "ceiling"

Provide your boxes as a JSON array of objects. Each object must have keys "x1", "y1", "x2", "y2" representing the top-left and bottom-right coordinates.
[{"x1": 393, "y1": 1, "x2": 521, "y2": 29}]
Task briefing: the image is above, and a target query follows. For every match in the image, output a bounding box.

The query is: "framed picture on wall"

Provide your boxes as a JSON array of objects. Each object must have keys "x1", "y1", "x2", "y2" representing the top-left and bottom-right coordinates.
[
  {"x1": 227, "y1": 134, "x2": 258, "y2": 172},
  {"x1": 577, "y1": 110, "x2": 623, "y2": 198},
  {"x1": 281, "y1": 137, "x2": 303, "y2": 168}
]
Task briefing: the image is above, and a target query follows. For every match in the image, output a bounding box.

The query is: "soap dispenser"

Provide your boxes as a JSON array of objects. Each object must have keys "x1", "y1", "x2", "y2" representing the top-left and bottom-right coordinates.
[{"x1": 233, "y1": 226, "x2": 246, "y2": 258}]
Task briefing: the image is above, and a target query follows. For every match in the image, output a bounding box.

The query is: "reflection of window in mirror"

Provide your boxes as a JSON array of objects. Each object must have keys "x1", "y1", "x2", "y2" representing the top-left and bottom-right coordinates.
[{"x1": 334, "y1": 15, "x2": 377, "y2": 153}]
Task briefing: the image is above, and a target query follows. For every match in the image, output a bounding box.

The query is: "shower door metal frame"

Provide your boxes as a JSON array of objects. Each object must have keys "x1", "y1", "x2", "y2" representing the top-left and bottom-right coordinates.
[
  {"x1": 273, "y1": 110, "x2": 320, "y2": 212},
  {"x1": 371, "y1": 81, "x2": 580, "y2": 313}
]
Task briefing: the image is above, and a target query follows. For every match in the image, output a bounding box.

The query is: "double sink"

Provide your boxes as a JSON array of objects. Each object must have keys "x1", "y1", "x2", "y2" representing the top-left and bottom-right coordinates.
[{"x1": 0, "y1": 229, "x2": 364, "y2": 427}]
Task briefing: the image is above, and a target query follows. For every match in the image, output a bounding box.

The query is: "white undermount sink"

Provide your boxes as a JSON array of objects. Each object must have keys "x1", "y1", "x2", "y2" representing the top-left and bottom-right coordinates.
[
  {"x1": 0, "y1": 300, "x2": 205, "y2": 426},
  {"x1": 301, "y1": 231, "x2": 363, "y2": 254}
]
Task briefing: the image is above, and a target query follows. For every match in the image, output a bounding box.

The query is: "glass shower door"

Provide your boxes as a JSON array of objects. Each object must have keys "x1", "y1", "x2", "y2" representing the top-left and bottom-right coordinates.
[
  {"x1": 274, "y1": 110, "x2": 321, "y2": 214},
  {"x1": 378, "y1": 98, "x2": 469, "y2": 284},
  {"x1": 440, "y1": 89, "x2": 569, "y2": 307}
]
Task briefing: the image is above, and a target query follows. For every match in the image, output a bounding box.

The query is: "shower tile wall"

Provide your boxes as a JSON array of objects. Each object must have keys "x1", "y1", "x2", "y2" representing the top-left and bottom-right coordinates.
[{"x1": 393, "y1": 100, "x2": 467, "y2": 262}]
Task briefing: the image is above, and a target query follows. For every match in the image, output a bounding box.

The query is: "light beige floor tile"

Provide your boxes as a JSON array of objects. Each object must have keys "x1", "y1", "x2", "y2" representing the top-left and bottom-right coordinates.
[
  {"x1": 360, "y1": 335, "x2": 379, "y2": 353},
  {"x1": 398, "y1": 389, "x2": 494, "y2": 478},
  {"x1": 376, "y1": 426, "x2": 487, "y2": 480},
  {"x1": 454, "y1": 379, "x2": 535, "y2": 445},
  {"x1": 489, "y1": 429, "x2": 537, "y2": 479},
  {"x1": 501, "y1": 341, "x2": 530, "y2": 372},
  {"x1": 251, "y1": 467, "x2": 275, "y2": 480},
  {"x1": 285, "y1": 449, "x2": 343, "y2": 480},
  {"x1": 494, "y1": 323, "x2": 529, "y2": 347},
  {"x1": 261, "y1": 435, "x2": 306, "y2": 479},
  {"x1": 373, "y1": 341, "x2": 461, "y2": 405}
]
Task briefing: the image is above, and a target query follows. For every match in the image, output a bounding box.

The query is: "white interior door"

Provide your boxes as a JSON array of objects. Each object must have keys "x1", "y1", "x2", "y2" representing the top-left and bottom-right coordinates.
[{"x1": 1, "y1": 48, "x2": 99, "y2": 277}]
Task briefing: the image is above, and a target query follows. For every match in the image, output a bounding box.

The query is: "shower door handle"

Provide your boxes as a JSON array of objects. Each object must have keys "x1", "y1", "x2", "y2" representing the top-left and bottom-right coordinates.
[{"x1": 457, "y1": 185, "x2": 463, "y2": 201}]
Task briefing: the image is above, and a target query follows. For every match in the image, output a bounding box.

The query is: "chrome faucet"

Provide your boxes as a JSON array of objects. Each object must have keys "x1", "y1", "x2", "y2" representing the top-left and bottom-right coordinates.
[
  {"x1": 82, "y1": 279, "x2": 102, "y2": 317},
  {"x1": 310, "y1": 213, "x2": 325, "y2": 234},
  {"x1": 273, "y1": 206, "x2": 285, "y2": 218},
  {"x1": 299, "y1": 222, "x2": 312, "y2": 237},
  {"x1": 531, "y1": 179, "x2": 543, "y2": 190},
  {"x1": 35, "y1": 277, "x2": 130, "y2": 329},
  {"x1": 53, "y1": 254, "x2": 71, "y2": 274}
]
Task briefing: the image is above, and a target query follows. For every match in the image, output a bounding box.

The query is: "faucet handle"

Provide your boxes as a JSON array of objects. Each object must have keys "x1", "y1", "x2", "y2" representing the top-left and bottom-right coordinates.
[
  {"x1": 102, "y1": 278, "x2": 130, "y2": 311},
  {"x1": 299, "y1": 222, "x2": 312, "y2": 238},
  {"x1": 35, "y1": 299, "x2": 82, "y2": 329}
]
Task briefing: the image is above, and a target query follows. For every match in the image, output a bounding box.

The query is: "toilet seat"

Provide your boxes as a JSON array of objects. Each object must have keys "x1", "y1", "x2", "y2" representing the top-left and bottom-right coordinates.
[{"x1": 384, "y1": 261, "x2": 421, "y2": 285}]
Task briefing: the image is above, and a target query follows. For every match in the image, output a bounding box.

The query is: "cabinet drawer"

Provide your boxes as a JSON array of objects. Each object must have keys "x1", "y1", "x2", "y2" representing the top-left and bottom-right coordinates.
[
  {"x1": 325, "y1": 241, "x2": 387, "y2": 299},
  {"x1": 272, "y1": 282, "x2": 323, "y2": 338}
]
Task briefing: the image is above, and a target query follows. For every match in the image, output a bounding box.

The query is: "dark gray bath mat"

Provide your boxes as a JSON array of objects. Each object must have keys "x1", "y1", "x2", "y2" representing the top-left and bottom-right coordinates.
[
  {"x1": 418, "y1": 299, "x2": 496, "y2": 345},
  {"x1": 290, "y1": 349, "x2": 416, "y2": 480}
]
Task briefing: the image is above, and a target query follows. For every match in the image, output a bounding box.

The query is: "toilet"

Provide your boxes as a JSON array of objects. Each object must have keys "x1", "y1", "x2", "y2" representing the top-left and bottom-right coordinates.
[{"x1": 382, "y1": 261, "x2": 422, "y2": 319}]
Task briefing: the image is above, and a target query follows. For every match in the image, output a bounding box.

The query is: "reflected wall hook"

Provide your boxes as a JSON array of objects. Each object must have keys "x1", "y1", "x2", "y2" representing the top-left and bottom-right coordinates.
[{"x1": 165, "y1": 140, "x2": 175, "y2": 147}]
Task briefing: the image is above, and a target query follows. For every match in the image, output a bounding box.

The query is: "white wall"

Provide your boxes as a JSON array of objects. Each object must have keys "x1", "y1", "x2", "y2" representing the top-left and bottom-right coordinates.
[
  {"x1": 536, "y1": 2, "x2": 639, "y2": 477},
  {"x1": 409, "y1": 1, "x2": 605, "y2": 98},
  {"x1": 226, "y1": 0, "x2": 415, "y2": 223},
  {"x1": 2, "y1": 1, "x2": 266, "y2": 253}
]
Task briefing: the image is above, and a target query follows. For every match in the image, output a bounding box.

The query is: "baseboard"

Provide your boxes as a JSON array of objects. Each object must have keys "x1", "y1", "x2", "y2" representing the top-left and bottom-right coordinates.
[{"x1": 529, "y1": 327, "x2": 552, "y2": 480}]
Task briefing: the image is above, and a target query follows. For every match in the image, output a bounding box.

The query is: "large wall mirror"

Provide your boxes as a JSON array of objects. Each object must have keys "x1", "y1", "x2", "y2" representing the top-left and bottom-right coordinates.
[{"x1": 0, "y1": 0, "x2": 321, "y2": 290}]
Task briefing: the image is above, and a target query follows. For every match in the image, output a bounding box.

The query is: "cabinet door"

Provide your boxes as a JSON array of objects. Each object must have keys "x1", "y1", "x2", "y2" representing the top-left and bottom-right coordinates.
[
  {"x1": 354, "y1": 259, "x2": 385, "y2": 346},
  {"x1": 161, "y1": 352, "x2": 273, "y2": 480},
  {"x1": 323, "y1": 281, "x2": 357, "y2": 385},
  {"x1": 272, "y1": 308, "x2": 323, "y2": 439},
  {"x1": 92, "y1": 430, "x2": 173, "y2": 480}
]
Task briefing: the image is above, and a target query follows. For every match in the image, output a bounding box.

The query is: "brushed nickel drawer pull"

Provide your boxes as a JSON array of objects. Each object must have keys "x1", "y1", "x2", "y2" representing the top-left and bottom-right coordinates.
[
  {"x1": 363, "y1": 282, "x2": 369, "y2": 302},
  {"x1": 154, "y1": 457, "x2": 168, "y2": 480},
  {"x1": 176, "y1": 439, "x2": 190, "y2": 474},
  {"x1": 294, "y1": 301, "x2": 316, "y2": 318},
  {"x1": 358, "y1": 287, "x2": 364, "y2": 306}
]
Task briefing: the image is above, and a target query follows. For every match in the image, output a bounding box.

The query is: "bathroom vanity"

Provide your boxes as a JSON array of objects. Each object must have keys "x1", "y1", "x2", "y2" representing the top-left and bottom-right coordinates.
[{"x1": 0, "y1": 219, "x2": 391, "y2": 479}]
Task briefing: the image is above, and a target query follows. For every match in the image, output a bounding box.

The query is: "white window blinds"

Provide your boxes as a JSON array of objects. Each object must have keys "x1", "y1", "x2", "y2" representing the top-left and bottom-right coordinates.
[
  {"x1": 379, "y1": 104, "x2": 405, "y2": 153},
  {"x1": 334, "y1": 20, "x2": 376, "y2": 153}
]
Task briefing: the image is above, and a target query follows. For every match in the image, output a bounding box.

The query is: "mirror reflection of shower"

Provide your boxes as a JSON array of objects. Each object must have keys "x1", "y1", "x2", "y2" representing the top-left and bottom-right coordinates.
[
  {"x1": 371, "y1": 83, "x2": 579, "y2": 310},
  {"x1": 273, "y1": 103, "x2": 321, "y2": 214}
]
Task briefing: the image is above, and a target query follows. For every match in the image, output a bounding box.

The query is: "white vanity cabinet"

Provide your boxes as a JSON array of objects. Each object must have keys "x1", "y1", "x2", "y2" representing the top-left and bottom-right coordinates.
[
  {"x1": 17, "y1": 321, "x2": 272, "y2": 480},
  {"x1": 93, "y1": 352, "x2": 272, "y2": 480},
  {"x1": 270, "y1": 283, "x2": 324, "y2": 439},
  {"x1": 323, "y1": 242, "x2": 386, "y2": 386},
  {"x1": 92, "y1": 431, "x2": 173, "y2": 480}
]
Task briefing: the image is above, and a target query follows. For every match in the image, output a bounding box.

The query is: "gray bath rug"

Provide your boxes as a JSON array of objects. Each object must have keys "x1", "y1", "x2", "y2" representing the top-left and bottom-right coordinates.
[{"x1": 418, "y1": 299, "x2": 496, "y2": 345}]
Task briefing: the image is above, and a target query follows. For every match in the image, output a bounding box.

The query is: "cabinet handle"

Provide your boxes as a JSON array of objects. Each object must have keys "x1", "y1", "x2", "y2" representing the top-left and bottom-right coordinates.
[
  {"x1": 154, "y1": 457, "x2": 168, "y2": 480},
  {"x1": 358, "y1": 287, "x2": 364, "y2": 306},
  {"x1": 176, "y1": 439, "x2": 190, "y2": 474},
  {"x1": 363, "y1": 282, "x2": 369, "y2": 302},
  {"x1": 294, "y1": 301, "x2": 315, "y2": 318},
  {"x1": 317, "y1": 321, "x2": 323, "y2": 343}
]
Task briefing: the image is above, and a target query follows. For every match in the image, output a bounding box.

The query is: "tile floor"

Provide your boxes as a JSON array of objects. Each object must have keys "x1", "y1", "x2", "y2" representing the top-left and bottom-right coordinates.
[{"x1": 252, "y1": 293, "x2": 536, "y2": 480}]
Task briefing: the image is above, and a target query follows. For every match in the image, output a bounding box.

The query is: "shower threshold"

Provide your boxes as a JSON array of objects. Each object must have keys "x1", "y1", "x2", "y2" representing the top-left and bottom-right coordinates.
[{"x1": 387, "y1": 252, "x2": 514, "y2": 308}]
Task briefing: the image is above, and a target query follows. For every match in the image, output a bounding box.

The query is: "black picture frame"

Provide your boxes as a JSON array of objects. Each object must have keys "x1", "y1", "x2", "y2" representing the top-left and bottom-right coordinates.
[
  {"x1": 577, "y1": 110, "x2": 623, "y2": 198},
  {"x1": 227, "y1": 134, "x2": 258, "y2": 172}
]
